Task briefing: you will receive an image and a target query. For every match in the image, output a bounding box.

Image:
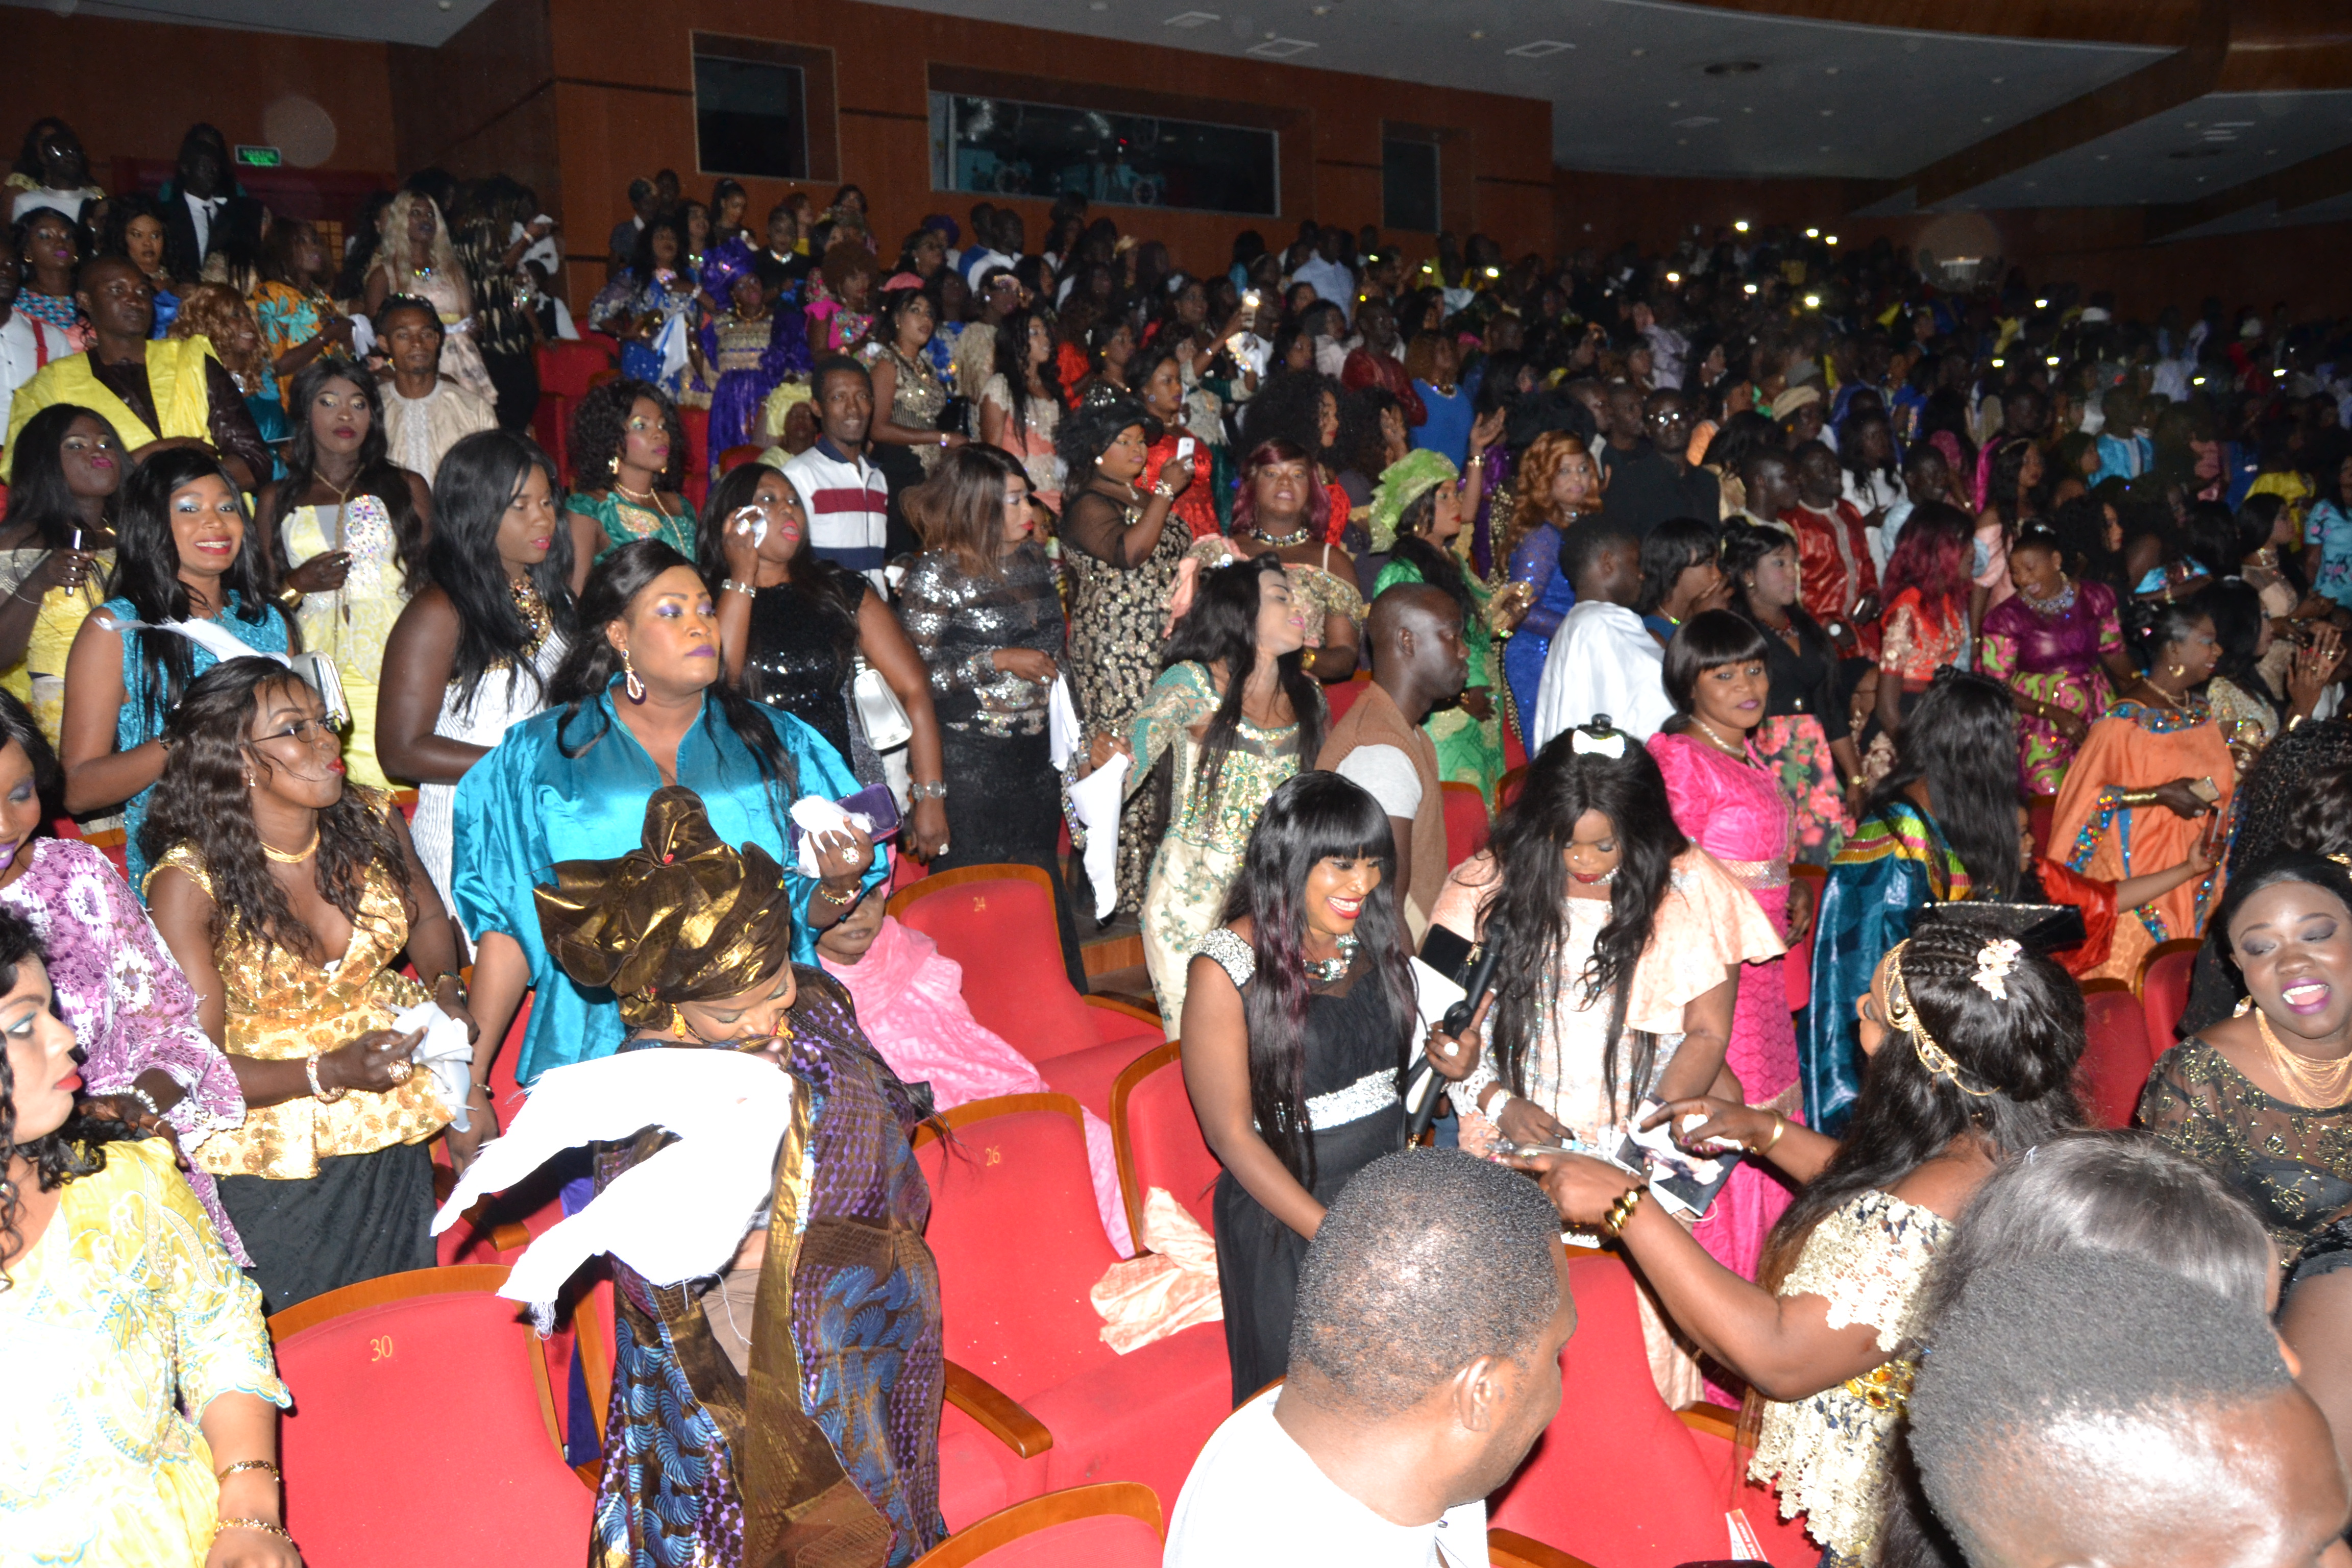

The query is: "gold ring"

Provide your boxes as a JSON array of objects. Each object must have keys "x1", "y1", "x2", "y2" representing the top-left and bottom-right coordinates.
[{"x1": 387, "y1": 1059, "x2": 413, "y2": 1084}]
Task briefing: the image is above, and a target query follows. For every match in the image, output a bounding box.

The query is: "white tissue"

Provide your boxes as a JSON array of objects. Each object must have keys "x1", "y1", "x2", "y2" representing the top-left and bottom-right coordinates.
[
  {"x1": 1047, "y1": 676, "x2": 1083, "y2": 771},
  {"x1": 389, "y1": 999, "x2": 477, "y2": 1133},
  {"x1": 1066, "y1": 753, "x2": 1128, "y2": 921},
  {"x1": 789, "y1": 795, "x2": 879, "y2": 878}
]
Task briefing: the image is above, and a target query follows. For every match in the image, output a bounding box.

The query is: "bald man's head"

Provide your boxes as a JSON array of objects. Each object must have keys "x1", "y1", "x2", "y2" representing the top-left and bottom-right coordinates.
[
  {"x1": 1366, "y1": 583, "x2": 1469, "y2": 705},
  {"x1": 76, "y1": 254, "x2": 156, "y2": 341}
]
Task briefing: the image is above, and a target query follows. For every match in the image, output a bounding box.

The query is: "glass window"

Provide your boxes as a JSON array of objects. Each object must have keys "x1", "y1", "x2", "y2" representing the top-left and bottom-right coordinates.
[
  {"x1": 695, "y1": 53, "x2": 808, "y2": 180},
  {"x1": 928, "y1": 92, "x2": 1277, "y2": 216},
  {"x1": 1383, "y1": 137, "x2": 1440, "y2": 233}
]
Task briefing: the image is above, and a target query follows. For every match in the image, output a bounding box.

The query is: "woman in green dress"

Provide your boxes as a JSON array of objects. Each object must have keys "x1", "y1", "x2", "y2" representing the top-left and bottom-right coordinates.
[
  {"x1": 561, "y1": 378, "x2": 695, "y2": 592},
  {"x1": 1368, "y1": 449, "x2": 1529, "y2": 804}
]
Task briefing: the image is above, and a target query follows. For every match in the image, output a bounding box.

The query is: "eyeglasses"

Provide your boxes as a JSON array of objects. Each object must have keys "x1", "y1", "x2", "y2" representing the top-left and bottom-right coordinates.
[{"x1": 249, "y1": 716, "x2": 345, "y2": 748}]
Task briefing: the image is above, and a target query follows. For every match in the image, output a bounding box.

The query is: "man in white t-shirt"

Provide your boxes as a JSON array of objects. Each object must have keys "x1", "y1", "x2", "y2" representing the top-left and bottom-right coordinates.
[{"x1": 1165, "y1": 1151, "x2": 1576, "y2": 1568}]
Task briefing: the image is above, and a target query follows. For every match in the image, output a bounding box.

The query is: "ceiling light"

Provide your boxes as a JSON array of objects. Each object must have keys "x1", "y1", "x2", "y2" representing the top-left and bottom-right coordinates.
[
  {"x1": 1484, "y1": 266, "x2": 1500, "y2": 279},
  {"x1": 2035, "y1": 298, "x2": 2049, "y2": 309},
  {"x1": 2046, "y1": 355, "x2": 2061, "y2": 366},
  {"x1": 1824, "y1": 234, "x2": 1837, "y2": 246},
  {"x1": 1470, "y1": 29, "x2": 1484, "y2": 39},
  {"x1": 1664, "y1": 272, "x2": 1681, "y2": 284},
  {"x1": 2275, "y1": 367, "x2": 2288, "y2": 377},
  {"x1": 1804, "y1": 227, "x2": 1819, "y2": 238},
  {"x1": 2193, "y1": 376, "x2": 2207, "y2": 386},
  {"x1": 1744, "y1": 282, "x2": 1758, "y2": 295},
  {"x1": 1507, "y1": 39, "x2": 1574, "y2": 58},
  {"x1": 1991, "y1": 358, "x2": 2004, "y2": 368},
  {"x1": 1704, "y1": 60, "x2": 1762, "y2": 76},
  {"x1": 1734, "y1": 219, "x2": 1749, "y2": 232},
  {"x1": 1246, "y1": 37, "x2": 1315, "y2": 56},
  {"x1": 1804, "y1": 293, "x2": 1821, "y2": 309}
]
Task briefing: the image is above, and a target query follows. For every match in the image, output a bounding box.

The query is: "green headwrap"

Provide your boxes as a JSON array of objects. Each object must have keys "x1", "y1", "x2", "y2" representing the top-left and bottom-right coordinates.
[{"x1": 1366, "y1": 449, "x2": 1460, "y2": 553}]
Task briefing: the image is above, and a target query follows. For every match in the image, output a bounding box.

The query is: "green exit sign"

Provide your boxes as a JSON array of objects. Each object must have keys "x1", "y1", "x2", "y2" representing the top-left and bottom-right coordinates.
[{"x1": 234, "y1": 145, "x2": 282, "y2": 168}]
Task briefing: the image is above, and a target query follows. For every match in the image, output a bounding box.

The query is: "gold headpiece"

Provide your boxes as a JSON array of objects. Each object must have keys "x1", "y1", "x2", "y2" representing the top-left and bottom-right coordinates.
[
  {"x1": 534, "y1": 787, "x2": 797, "y2": 1031},
  {"x1": 1885, "y1": 939, "x2": 1996, "y2": 1098}
]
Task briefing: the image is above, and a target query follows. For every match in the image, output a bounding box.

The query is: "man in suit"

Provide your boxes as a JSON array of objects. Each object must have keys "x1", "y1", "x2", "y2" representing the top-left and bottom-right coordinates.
[{"x1": 157, "y1": 124, "x2": 262, "y2": 281}]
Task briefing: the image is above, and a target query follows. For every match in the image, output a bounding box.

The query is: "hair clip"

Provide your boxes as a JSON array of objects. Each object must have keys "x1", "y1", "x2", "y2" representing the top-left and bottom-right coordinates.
[
  {"x1": 1572, "y1": 721, "x2": 1626, "y2": 758},
  {"x1": 1971, "y1": 938, "x2": 2023, "y2": 1001}
]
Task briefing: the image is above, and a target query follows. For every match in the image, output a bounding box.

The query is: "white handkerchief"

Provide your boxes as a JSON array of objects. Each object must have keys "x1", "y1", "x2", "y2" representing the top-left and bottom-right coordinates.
[
  {"x1": 388, "y1": 999, "x2": 476, "y2": 1133},
  {"x1": 1047, "y1": 676, "x2": 1083, "y2": 771},
  {"x1": 433, "y1": 1049, "x2": 795, "y2": 1309},
  {"x1": 789, "y1": 794, "x2": 880, "y2": 878},
  {"x1": 1067, "y1": 752, "x2": 1128, "y2": 921}
]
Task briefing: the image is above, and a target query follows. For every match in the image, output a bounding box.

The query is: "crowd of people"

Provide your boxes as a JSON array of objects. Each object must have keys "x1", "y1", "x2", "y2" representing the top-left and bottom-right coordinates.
[{"x1": 4, "y1": 104, "x2": 2352, "y2": 1568}]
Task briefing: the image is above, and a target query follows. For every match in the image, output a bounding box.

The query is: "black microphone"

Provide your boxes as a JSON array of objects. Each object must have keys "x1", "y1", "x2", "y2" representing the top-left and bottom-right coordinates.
[{"x1": 1404, "y1": 940, "x2": 1504, "y2": 1142}]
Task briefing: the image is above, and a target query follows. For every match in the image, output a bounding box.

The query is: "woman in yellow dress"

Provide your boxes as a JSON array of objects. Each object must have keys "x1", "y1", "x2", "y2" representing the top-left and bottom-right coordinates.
[
  {"x1": 0, "y1": 404, "x2": 118, "y2": 747},
  {"x1": 0, "y1": 903, "x2": 298, "y2": 1568},
  {"x1": 256, "y1": 359, "x2": 433, "y2": 790},
  {"x1": 144, "y1": 656, "x2": 471, "y2": 1312}
]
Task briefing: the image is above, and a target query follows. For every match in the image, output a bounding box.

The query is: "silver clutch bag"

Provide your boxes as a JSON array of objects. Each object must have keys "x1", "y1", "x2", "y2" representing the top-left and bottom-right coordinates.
[{"x1": 850, "y1": 655, "x2": 913, "y2": 752}]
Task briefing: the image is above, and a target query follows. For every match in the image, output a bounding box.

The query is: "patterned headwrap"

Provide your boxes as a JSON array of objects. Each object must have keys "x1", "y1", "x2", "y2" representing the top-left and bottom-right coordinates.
[
  {"x1": 698, "y1": 237, "x2": 758, "y2": 304},
  {"x1": 1366, "y1": 448, "x2": 1459, "y2": 552},
  {"x1": 534, "y1": 787, "x2": 796, "y2": 1031}
]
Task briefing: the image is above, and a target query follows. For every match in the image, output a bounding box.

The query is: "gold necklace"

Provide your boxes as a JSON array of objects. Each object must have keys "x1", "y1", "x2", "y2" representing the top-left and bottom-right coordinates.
[
  {"x1": 2256, "y1": 1007, "x2": 2352, "y2": 1107},
  {"x1": 1692, "y1": 715, "x2": 1752, "y2": 760},
  {"x1": 262, "y1": 829, "x2": 321, "y2": 865},
  {"x1": 510, "y1": 575, "x2": 552, "y2": 654},
  {"x1": 612, "y1": 479, "x2": 670, "y2": 514}
]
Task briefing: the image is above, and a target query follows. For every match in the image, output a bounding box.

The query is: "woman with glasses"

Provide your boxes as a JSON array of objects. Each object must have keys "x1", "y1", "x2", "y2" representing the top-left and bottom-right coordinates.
[
  {"x1": 59, "y1": 448, "x2": 293, "y2": 891},
  {"x1": 142, "y1": 656, "x2": 472, "y2": 1311}
]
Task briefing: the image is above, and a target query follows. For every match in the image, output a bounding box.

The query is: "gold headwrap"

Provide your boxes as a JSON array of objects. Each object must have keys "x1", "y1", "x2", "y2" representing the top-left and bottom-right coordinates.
[
  {"x1": 533, "y1": 786, "x2": 797, "y2": 1030},
  {"x1": 1885, "y1": 938, "x2": 1996, "y2": 1098}
]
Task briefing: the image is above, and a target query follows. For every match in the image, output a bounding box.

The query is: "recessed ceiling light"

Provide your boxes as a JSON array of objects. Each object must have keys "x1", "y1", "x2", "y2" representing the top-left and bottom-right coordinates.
[
  {"x1": 1824, "y1": 66, "x2": 1839, "y2": 75},
  {"x1": 1672, "y1": 116, "x2": 1719, "y2": 129},
  {"x1": 1667, "y1": 100, "x2": 1681, "y2": 108},
  {"x1": 1507, "y1": 39, "x2": 1573, "y2": 58},
  {"x1": 1824, "y1": 235, "x2": 1837, "y2": 245},
  {"x1": 1805, "y1": 227, "x2": 1819, "y2": 237},
  {"x1": 1469, "y1": 29, "x2": 1484, "y2": 39},
  {"x1": 1820, "y1": 109, "x2": 1834, "y2": 117},
  {"x1": 1818, "y1": 144, "x2": 1831, "y2": 152},
  {"x1": 1981, "y1": 115, "x2": 1995, "y2": 123},
  {"x1": 1163, "y1": 9, "x2": 1218, "y2": 24},
  {"x1": 1734, "y1": 220, "x2": 1749, "y2": 232},
  {"x1": 1703, "y1": 60, "x2": 1762, "y2": 76},
  {"x1": 1990, "y1": 76, "x2": 2003, "y2": 84},
  {"x1": 1677, "y1": 139, "x2": 1689, "y2": 146},
  {"x1": 1247, "y1": 36, "x2": 1315, "y2": 56}
]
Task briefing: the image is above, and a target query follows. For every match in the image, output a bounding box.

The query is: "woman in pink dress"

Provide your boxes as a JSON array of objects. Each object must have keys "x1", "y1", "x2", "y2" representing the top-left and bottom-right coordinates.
[
  {"x1": 1647, "y1": 610, "x2": 1806, "y2": 1303},
  {"x1": 817, "y1": 883, "x2": 1133, "y2": 1255}
]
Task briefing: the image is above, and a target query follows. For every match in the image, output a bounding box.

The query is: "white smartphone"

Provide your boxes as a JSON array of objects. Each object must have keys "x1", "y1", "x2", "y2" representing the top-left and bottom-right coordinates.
[{"x1": 1175, "y1": 435, "x2": 1196, "y2": 462}]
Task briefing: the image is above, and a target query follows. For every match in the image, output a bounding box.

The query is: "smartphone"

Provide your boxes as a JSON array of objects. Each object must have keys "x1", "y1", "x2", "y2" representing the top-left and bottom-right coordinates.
[
  {"x1": 1242, "y1": 289, "x2": 1261, "y2": 309},
  {"x1": 1175, "y1": 435, "x2": 1196, "y2": 462}
]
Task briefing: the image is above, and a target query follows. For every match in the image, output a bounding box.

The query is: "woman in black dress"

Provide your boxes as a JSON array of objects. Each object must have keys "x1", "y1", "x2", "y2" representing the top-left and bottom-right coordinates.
[
  {"x1": 702, "y1": 460, "x2": 947, "y2": 860},
  {"x1": 897, "y1": 444, "x2": 1088, "y2": 989},
  {"x1": 1724, "y1": 521, "x2": 1867, "y2": 866},
  {"x1": 1182, "y1": 770, "x2": 1415, "y2": 1402}
]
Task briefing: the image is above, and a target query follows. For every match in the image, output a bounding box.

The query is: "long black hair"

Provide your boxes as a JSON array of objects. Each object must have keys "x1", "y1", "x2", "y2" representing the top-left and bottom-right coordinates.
[
  {"x1": 0, "y1": 908, "x2": 137, "y2": 1291},
  {"x1": 1161, "y1": 555, "x2": 1325, "y2": 805},
  {"x1": 2, "y1": 403, "x2": 119, "y2": 549},
  {"x1": 1218, "y1": 771, "x2": 1416, "y2": 1185},
  {"x1": 427, "y1": 430, "x2": 576, "y2": 717},
  {"x1": 693, "y1": 461, "x2": 861, "y2": 705},
  {"x1": 2200, "y1": 578, "x2": 2275, "y2": 702},
  {"x1": 1758, "y1": 910, "x2": 2082, "y2": 1293},
  {"x1": 107, "y1": 447, "x2": 287, "y2": 734},
  {"x1": 140, "y1": 658, "x2": 410, "y2": 965},
  {"x1": 1865, "y1": 668, "x2": 2022, "y2": 900},
  {"x1": 1634, "y1": 517, "x2": 1722, "y2": 620},
  {"x1": 549, "y1": 540, "x2": 798, "y2": 821},
  {"x1": 1481, "y1": 723, "x2": 1688, "y2": 1121},
  {"x1": 260, "y1": 357, "x2": 428, "y2": 594},
  {"x1": 991, "y1": 308, "x2": 1062, "y2": 448}
]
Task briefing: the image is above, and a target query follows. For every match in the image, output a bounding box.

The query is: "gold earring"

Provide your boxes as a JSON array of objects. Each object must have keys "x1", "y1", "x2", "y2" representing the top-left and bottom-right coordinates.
[
  {"x1": 609, "y1": 452, "x2": 621, "y2": 476},
  {"x1": 2168, "y1": 663, "x2": 2187, "y2": 679},
  {"x1": 622, "y1": 646, "x2": 646, "y2": 703}
]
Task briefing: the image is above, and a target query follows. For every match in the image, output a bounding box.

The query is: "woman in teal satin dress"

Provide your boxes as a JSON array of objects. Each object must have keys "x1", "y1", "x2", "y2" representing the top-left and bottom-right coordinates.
[{"x1": 452, "y1": 540, "x2": 884, "y2": 1110}]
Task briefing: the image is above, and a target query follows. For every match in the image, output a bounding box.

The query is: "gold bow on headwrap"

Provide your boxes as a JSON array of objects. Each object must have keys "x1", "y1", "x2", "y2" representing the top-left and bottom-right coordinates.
[{"x1": 534, "y1": 786, "x2": 797, "y2": 1031}]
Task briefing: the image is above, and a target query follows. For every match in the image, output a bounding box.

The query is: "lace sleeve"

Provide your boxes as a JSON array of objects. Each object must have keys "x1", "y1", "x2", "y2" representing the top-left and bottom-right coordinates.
[
  {"x1": 1062, "y1": 491, "x2": 1156, "y2": 569},
  {"x1": 1778, "y1": 1190, "x2": 1952, "y2": 1353},
  {"x1": 1195, "y1": 926, "x2": 1255, "y2": 988},
  {"x1": 1129, "y1": 664, "x2": 1214, "y2": 796}
]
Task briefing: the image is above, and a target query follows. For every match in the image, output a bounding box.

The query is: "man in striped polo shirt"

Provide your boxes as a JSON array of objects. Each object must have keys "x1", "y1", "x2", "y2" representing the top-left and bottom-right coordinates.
[{"x1": 781, "y1": 354, "x2": 891, "y2": 591}]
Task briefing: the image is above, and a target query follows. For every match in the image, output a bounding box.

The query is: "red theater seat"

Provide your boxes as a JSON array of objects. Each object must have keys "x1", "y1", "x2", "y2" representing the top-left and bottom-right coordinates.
[
  {"x1": 890, "y1": 866, "x2": 1162, "y2": 1118},
  {"x1": 1325, "y1": 672, "x2": 1369, "y2": 722},
  {"x1": 1499, "y1": 765, "x2": 1528, "y2": 812},
  {"x1": 1109, "y1": 1041, "x2": 1220, "y2": 1240},
  {"x1": 2078, "y1": 981, "x2": 2154, "y2": 1129},
  {"x1": 1785, "y1": 863, "x2": 1826, "y2": 1015},
  {"x1": 916, "y1": 1096, "x2": 1231, "y2": 1515},
  {"x1": 270, "y1": 1266, "x2": 591, "y2": 1567},
  {"x1": 913, "y1": 1482, "x2": 1163, "y2": 1568},
  {"x1": 1441, "y1": 779, "x2": 1491, "y2": 868},
  {"x1": 2136, "y1": 937, "x2": 2202, "y2": 1054}
]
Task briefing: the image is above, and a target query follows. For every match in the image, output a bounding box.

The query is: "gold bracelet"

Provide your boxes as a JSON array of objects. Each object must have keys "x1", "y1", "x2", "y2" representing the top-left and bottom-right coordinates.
[
  {"x1": 216, "y1": 1458, "x2": 281, "y2": 1484},
  {"x1": 214, "y1": 1518, "x2": 294, "y2": 1545},
  {"x1": 1603, "y1": 1185, "x2": 1646, "y2": 1237},
  {"x1": 1756, "y1": 1113, "x2": 1786, "y2": 1156}
]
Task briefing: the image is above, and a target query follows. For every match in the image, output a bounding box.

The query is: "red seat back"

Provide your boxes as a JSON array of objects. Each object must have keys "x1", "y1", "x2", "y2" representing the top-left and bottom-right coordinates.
[
  {"x1": 1325, "y1": 673, "x2": 1369, "y2": 722},
  {"x1": 1499, "y1": 765, "x2": 1528, "y2": 813},
  {"x1": 915, "y1": 1097, "x2": 1121, "y2": 1402},
  {"x1": 1784, "y1": 864, "x2": 1826, "y2": 1015},
  {"x1": 893, "y1": 867, "x2": 1097, "y2": 1065},
  {"x1": 2138, "y1": 940, "x2": 2200, "y2": 1052},
  {"x1": 1487, "y1": 1255, "x2": 1730, "y2": 1568},
  {"x1": 1110, "y1": 1042, "x2": 1220, "y2": 1241},
  {"x1": 2078, "y1": 986, "x2": 2154, "y2": 1129},
  {"x1": 1441, "y1": 780, "x2": 1491, "y2": 868},
  {"x1": 2026, "y1": 792, "x2": 2057, "y2": 860},
  {"x1": 535, "y1": 339, "x2": 616, "y2": 401},
  {"x1": 914, "y1": 1482, "x2": 1163, "y2": 1568},
  {"x1": 719, "y1": 443, "x2": 768, "y2": 476},
  {"x1": 272, "y1": 1267, "x2": 590, "y2": 1566}
]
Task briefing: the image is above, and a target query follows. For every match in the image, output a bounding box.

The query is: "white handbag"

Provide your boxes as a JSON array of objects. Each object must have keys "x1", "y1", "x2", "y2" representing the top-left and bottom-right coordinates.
[{"x1": 849, "y1": 655, "x2": 913, "y2": 752}]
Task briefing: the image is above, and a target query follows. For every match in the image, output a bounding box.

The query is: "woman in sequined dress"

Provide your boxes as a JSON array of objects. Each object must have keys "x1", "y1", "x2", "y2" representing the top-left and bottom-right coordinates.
[
  {"x1": 1058, "y1": 391, "x2": 1195, "y2": 917},
  {"x1": 1977, "y1": 524, "x2": 2131, "y2": 795},
  {"x1": 703, "y1": 459, "x2": 945, "y2": 850},
  {"x1": 897, "y1": 446, "x2": 1084, "y2": 988}
]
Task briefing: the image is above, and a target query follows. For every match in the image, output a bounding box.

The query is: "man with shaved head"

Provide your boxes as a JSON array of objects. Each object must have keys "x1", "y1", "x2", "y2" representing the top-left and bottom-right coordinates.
[
  {"x1": 1909, "y1": 1248, "x2": 2350, "y2": 1568},
  {"x1": 1316, "y1": 583, "x2": 1468, "y2": 934}
]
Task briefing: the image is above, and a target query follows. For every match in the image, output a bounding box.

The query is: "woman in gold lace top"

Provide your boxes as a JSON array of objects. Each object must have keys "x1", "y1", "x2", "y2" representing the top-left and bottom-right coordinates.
[
  {"x1": 2141, "y1": 850, "x2": 2352, "y2": 1268},
  {"x1": 1511, "y1": 915, "x2": 2085, "y2": 1567},
  {"x1": 143, "y1": 657, "x2": 474, "y2": 1312}
]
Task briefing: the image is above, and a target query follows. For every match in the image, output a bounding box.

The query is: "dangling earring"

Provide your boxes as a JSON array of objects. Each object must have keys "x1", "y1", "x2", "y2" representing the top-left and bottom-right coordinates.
[
  {"x1": 2234, "y1": 996, "x2": 2254, "y2": 1017},
  {"x1": 622, "y1": 647, "x2": 646, "y2": 703},
  {"x1": 2168, "y1": 663, "x2": 2187, "y2": 679},
  {"x1": 609, "y1": 452, "x2": 622, "y2": 477}
]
